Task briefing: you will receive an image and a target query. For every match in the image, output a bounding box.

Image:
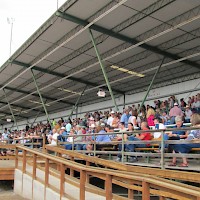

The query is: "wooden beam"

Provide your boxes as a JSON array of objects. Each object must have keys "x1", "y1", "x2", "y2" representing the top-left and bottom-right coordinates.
[
  {"x1": 80, "y1": 170, "x2": 86, "y2": 200},
  {"x1": 105, "y1": 175, "x2": 112, "y2": 200},
  {"x1": 142, "y1": 181, "x2": 150, "y2": 200}
]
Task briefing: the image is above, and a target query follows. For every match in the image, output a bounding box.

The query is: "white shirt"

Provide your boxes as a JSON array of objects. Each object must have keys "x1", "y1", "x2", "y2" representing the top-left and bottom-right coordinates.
[
  {"x1": 185, "y1": 109, "x2": 193, "y2": 119},
  {"x1": 153, "y1": 123, "x2": 166, "y2": 139},
  {"x1": 192, "y1": 101, "x2": 200, "y2": 108},
  {"x1": 51, "y1": 133, "x2": 59, "y2": 145},
  {"x1": 107, "y1": 116, "x2": 114, "y2": 126}
]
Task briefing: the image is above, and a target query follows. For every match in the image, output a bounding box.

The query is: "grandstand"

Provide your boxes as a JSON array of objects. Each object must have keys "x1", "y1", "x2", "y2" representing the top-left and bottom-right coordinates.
[{"x1": 0, "y1": 0, "x2": 200, "y2": 199}]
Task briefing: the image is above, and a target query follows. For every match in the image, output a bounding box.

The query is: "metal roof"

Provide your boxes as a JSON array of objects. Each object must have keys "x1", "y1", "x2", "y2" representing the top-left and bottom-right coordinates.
[{"x1": 0, "y1": 0, "x2": 200, "y2": 124}]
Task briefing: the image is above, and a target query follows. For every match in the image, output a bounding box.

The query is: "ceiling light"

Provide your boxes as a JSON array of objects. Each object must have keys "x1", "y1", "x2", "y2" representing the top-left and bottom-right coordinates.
[
  {"x1": 12, "y1": 108, "x2": 28, "y2": 114},
  {"x1": 58, "y1": 88, "x2": 82, "y2": 95},
  {"x1": 29, "y1": 100, "x2": 50, "y2": 107},
  {"x1": 110, "y1": 65, "x2": 145, "y2": 77}
]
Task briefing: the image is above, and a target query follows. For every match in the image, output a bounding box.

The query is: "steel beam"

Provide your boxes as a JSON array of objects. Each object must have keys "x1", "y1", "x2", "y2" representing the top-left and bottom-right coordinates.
[
  {"x1": 0, "y1": 84, "x2": 74, "y2": 106},
  {"x1": 0, "y1": 100, "x2": 44, "y2": 114},
  {"x1": 138, "y1": 57, "x2": 165, "y2": 112},
  {"x1": 11, "y1": 60, "x2": 124, "y2": 95},
  {"x1": 89, "y1": 29, "x2": 119, "y2": 111},
  {"x1": 56, "y1": 11, "x2": 200, "y2": 70},
  {"x1": 3, "y1": 89, "x2": 19, "y2": 130},
  {"x1": 31, "y1": 69, "x2": 50, "y2": 123},
  {"x1": 68, "y1": 85, "x2": 87, "y2": 119}
]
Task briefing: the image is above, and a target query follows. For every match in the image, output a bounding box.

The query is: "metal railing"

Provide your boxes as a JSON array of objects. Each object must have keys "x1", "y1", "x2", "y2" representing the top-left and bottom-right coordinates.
[
  {"x1": 15, "y1": 145, "x2": 200, "y2": 200},
  {"x1": 56, "y1": 126, "x2": 200, "y2": 170}
]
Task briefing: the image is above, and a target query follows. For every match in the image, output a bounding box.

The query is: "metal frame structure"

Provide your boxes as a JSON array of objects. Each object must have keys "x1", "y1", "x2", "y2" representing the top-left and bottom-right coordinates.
[{"x1": 0, "y1": 0, "x2": 199, "y2": 127}]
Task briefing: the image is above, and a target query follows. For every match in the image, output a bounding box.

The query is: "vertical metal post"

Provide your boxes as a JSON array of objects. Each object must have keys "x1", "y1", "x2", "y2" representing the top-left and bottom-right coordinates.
[
  {"x1": 123, "y1": 94, "x2": 126, "y2": 109},
  {"x1": 160, "y1": 131, "x2": 165, "y2": 169},
  {"x1": 3, "y1": 89, "x2": 18, "y2": 130},
  {"x1": 89, "y1": 29, "x2": 119, "y2": 112},
  {"x1": 121, "y1": 132, "x2": 124, "y2": 163},
  {"x1": 69, "y1": 85, "x2": 87, "y2": 119},
  {"x1": 31, "y1": 69, "x2": 50, "y2": 123},
  {"x1": 138, "y1": 57, "x2": 165, "y2": 112}
]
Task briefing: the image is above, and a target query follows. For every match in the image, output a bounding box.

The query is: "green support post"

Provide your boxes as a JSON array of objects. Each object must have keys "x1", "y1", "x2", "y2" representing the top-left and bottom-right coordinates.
[
  {"x1": 68, "y1": 85, "x2": 87, "y2": 119},
  {"x1": 138, "y1": 57, "x2": 165, "y2": 112},
  {"x1": 89, "y1": 29, "x2": 119, "y2": 112},
  {"x1": 31, "y1": 69, "x2": 51, "y2": 123},
  {"x1": 3, "y1": 89, "x2": 19, "y2": 130}
]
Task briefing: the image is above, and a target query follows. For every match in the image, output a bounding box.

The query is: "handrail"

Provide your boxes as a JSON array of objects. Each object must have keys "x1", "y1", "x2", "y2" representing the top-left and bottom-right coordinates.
[
  {"x1": 45, "y1": 145, "x2": 200, "y2": 183},
  {"x1": 56, "y1": 127, "x2": 200, "y2": 170},
  {"x1": 15, "y1": 145, "x2": 200, "y2": 200}
]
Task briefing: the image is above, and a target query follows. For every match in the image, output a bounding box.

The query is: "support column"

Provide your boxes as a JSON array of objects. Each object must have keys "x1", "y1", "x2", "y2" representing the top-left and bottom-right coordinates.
[
  {"x1": 68, "y1": 85, "x2": 87, "y2": 119},
  {"x1": 138, "y1": 57, "x2": 165, "y2": 112},
  {"x1": 31, "y1": 69, "x2": 50, "y2": 123},
  {"x1": 123, "y1": 94, "x2": 126, "y2": 109},
  {"x1": 3, "y1": 89, "x2": 18, "y2": 130},
  {"x1": 89, "y1": 29, "x2": 119, "y2": 112}
]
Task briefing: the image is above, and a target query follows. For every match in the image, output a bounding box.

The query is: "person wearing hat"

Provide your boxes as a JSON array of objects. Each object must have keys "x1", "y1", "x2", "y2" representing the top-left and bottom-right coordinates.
[
  {"x1": 169, "y1": 102, "x2": 183, "y2": 124},
  {"x1": 184, "y1": 105, "x2": 192, "y2": 123},
  {"x1": 107, "y1": 111, "x2": 115, "y2": 126},
  {"x1": 57, "y1": 127, "x2": 68, "y2": 143}
]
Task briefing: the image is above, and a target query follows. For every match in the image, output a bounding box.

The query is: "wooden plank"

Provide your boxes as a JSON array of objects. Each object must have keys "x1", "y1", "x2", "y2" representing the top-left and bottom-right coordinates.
[
  {"x1": 142, "y1": 181, "x2": 150, "y2": 200},
  {"x1": 60, "y1": 163, "x2": 65, "y2": 199},
  {"x1": 22, "y1": 150, "x2": 27, "y2": 173},
  {"x1": 86, "y1": 161, "x2": 90, "y2": 183},
  {"x1": 45, "y1": 146, "x2": 200, "y2": 183},
  {"x1": 80, "y1": 170, "x2": 86, "y2": 200},
  {"x1": 105, "y1": 174, "x2": 112, "y2": 200},
  {"x1": 32, "y1": 154, "x2": 36, "y2": 179},
  {"x1": 45, "y1": 158, "x2": 49, "y2": 186}
]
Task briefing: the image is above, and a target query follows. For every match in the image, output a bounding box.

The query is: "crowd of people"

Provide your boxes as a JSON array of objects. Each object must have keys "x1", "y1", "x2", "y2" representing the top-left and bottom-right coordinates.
[{"x1": 0, "y1": 93, "x2": 199, "y2": 166}]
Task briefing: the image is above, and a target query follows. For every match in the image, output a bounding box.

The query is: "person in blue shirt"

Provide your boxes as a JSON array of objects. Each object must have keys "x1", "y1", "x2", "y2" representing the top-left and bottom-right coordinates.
[
  {"x1": 120, "y1": 109, "x2": 131, "y2": 128},
  {"x1": 85, "y1": 125, "x2": 111, "y2": 154}
]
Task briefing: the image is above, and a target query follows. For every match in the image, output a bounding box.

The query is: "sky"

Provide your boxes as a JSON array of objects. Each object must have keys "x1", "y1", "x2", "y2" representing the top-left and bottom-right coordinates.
[{"x1": 0, "y1": 0, "x2": 66, "y2": 66}]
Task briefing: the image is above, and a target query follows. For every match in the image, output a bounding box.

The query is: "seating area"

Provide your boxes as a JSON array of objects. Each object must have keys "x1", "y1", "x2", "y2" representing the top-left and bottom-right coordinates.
[{"x1": 0, "y1": 92, "x2": 200, "y2": 171}]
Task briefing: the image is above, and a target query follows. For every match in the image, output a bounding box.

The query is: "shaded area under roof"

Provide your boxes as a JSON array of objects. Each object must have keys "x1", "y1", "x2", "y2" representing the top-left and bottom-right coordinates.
[{"x1": 0, "y1": 0, "x2": 199, "y2": 125}]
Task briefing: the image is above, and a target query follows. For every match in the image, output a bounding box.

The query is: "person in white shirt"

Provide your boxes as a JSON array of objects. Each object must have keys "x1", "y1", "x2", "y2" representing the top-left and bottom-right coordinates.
[
  {"x1": 128, "y1": 110, "x2": 138, "y2": 128},
  {"x1": 48, "y1": 128, "x2": 59, "y2": 145},
  {"x1": 153, "y1": 118, "x2": 166, "y2": 139},
  {"x1": 184, "y1": 105, "x2": 193, "y2": 123},
  {"x1": 107, "y1": 111, "x2": 115, "y2": 126}
]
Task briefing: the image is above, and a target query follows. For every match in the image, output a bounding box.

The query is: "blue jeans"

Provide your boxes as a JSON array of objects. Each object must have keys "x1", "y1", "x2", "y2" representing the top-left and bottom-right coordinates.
[
  {"x1": 65, "y1": 144, "x2": 72, "y2": 150},
  {"x1": 117, "y1": 143, "x2": 127, "y2": 158},
  {"x1": 126, "y1": 137, "x2": 146, "y2": 152},
  {"x1": 170, "y1": 116, "x2": 175, "y2": 124},
  {"x1": 76, "y1": 144, "x2": 83, "y2": 150}
]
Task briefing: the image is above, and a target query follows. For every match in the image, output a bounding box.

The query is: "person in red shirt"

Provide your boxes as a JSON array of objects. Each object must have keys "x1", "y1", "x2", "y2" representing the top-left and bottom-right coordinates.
[{"x1": 126, "y1": 122, "x2": 152, "y2": 162}]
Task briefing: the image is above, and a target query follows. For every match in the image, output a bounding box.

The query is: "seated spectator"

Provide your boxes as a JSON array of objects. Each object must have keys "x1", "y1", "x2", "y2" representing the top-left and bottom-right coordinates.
[
  {"x1": 74, "y1": 125, "x2": 85, "y2": 150},
  {"x1": 169, "y1": 103, "x2": 183, "y2": 124},
  {"x1": 192, "y1": 97, "x2": 200, "y2": 113},
  {"x1": 184, "y1": 105, "x2": 193, "y2": 123},
  {"x1": 160, "y1": 110, "x2": 170, "y2": 125},
  {"x1": 85, "y1": 125, "x2": 111, "y2": 154},
  {"x1": 57, "y1": 127, "x2": 67, "y2": 143},
  {"x1": 126, "y1": 122, "x2": 152, "y2": 162},
  {"x1": 65, "y1": 120, "x2": 71, "y2": 134},
  {"x1": 128, "y1": 110, "x2": 138, "y2": 129},
  {"x1": 107, "y1": 111, "x2": 115, "y2": 126},
  {"x1": 48, "y1": 128, "x2": 59, "y2": 146},
  {"x1": 146, "y1": 108, "x2": 155, "y2": 127},
  {"x1": 111, "y1": 113, "x2": 120, "y2": 128},
  {"x1": 115, "y1": 122, "x2": 128, "y2": 162},
  {"x1": 168, "y1": 113, "x2": 200, "y2": 167},
  {"x1": 152, "y1": 118, "x2": 166, "y2": 140},
  {"x1": 65, "y1": 129, "x2": 76, "y2": 150},
  {"x1": 120, "y1": 109, "x2": 130, "y2": 128}
]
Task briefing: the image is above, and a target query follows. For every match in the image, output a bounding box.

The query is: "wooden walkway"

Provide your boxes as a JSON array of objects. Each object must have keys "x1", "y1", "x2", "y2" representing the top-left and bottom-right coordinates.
[{"x1": 0, "y1": 160, "x2": 15, "y2": 180}]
